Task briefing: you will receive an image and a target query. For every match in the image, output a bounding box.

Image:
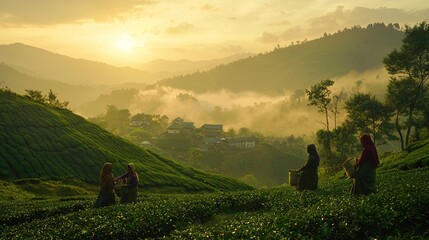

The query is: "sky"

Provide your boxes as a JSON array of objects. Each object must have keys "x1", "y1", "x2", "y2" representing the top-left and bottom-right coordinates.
[{"x1": 0, "y1": 0, "x2": 428, "y2": 67}]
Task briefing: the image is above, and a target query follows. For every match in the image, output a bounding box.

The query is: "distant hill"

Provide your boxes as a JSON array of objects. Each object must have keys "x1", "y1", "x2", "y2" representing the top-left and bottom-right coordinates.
[
  {"x1": 158, "y1": 24, "x2": 404, "y2": 95},
  {"x1": 139, "y1": 53, "x2": 255, "y2": 77},
  {"x1": 0, "y1": 43, "x2": 162, "y2": 85},
  {"x1": 0, "y1": 63, "x2": 115, "y2": 107},
  {"x1": 0, "y1": 90, "x2": 252, "y2": 192}
]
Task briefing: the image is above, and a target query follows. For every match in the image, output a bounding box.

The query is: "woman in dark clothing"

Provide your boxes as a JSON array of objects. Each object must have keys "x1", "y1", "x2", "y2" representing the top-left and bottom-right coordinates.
[
  {"x1": 115, "y1": 163, "x2": 139, "y2": 204},
  {"x1": 297, "y1": 144, "x2": 320, "y2": 191},
  {"x1": 351, "y1": 134, "x2": 379, "y2": 195},
  {"x1": 94, "y1": 162, "x2": 116, "y2": 208}
]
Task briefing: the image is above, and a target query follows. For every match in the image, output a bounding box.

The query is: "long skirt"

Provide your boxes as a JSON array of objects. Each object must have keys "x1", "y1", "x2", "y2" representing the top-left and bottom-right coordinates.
[
  {"x1": 297, "y1": 168, "x2": 318, "y2": 191},
  {"x1": 94, "y1": 190, "x2": 115, "y2": 208},
  {"x1": 120, "y1": 187, "x2": 138, "y2": 204},
  {"x1": 351, "y1": 163, "x2": 376, "y2": 195}
]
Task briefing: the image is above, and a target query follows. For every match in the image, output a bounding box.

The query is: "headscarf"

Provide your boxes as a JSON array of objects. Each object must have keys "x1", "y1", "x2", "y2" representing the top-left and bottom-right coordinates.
[
  {"x1": 306, "y1": 144, "x2": 320, "y2": 168},
  {"x1": 127, "y1": 163, "x2": 140, "y2": 182},
  {"x1": 358, "y1": 134, "x2": 379, "y2": 167},
  {"x1": 307, "y1": 144, "x2": 319, "y2": 159},
  {"x1": 100, "y1": 162, "x2": 113, "y2": 183}
]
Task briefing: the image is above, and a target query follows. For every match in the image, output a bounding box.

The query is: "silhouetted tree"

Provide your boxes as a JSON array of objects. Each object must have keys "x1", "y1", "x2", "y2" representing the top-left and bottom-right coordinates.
[
  {"x1": 345, "y1": 93, "x2": 394, "y2": 145},
  {"x1": 330, "y1": 91, "x2": 347, "y2": 130},
  {"x1": 306, "y1": 79, "x2": 335, "y2": 153},
  {"x1": 25, "y1": 89, "x2": 68, "y2": 108},
  {"x1": 25, "y1": 89, "x2": 44, "y2": 103},
  {"x1": 383, "y1": 21, "x2": 429, "y2": 148},
  {"x1": 385, "y1": 78, "x2": 421, "y2": 150}
]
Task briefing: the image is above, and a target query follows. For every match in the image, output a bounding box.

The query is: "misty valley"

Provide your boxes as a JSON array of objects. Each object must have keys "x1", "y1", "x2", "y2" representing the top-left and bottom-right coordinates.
[{"x1": 0, "y1": 22, "x2": 428, "y2": 239}]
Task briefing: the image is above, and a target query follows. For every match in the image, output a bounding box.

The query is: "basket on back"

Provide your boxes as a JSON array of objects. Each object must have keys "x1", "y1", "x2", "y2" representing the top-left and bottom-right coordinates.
[
  {"x1": 342, "y1": 158, "x2": 356, "y2": 178},
  {"x1": 289, "y1": 170, "x2": 300, "y2": 186}
]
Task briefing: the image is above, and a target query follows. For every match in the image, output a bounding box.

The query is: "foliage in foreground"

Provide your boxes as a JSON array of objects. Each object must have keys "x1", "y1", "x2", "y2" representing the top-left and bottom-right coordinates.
[{"x1": 1, "y1": 168, "x2": 428, "y2": 239}]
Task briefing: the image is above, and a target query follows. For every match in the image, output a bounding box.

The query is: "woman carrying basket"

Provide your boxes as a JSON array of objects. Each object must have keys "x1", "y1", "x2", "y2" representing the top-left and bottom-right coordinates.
[
  {"x1": 297, "y1": 144, "x2": 320, "y2": 191},
  {"x1": 351, "y1": 134, "x2": 379, "y2": 195}
]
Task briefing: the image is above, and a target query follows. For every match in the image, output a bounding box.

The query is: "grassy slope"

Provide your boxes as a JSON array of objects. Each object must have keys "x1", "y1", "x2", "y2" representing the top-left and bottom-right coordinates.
[
  {"x1": 0, "y1": 90, "x2": 252, "y2": 192},
  {"x1": 379, "y1": 138, "x2": 429, "y2": 170}
]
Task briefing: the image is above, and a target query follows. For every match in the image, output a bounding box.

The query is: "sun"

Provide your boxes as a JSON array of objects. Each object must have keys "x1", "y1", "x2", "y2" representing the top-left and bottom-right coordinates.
[{"x1": 117, "y1": 33, "x2": 134, "y2": 52}]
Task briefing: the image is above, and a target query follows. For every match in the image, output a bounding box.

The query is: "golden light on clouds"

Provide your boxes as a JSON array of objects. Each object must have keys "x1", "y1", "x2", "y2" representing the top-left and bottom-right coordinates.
[{"x1": 0, "y1": 1, "x2": 427, "y2": 66}]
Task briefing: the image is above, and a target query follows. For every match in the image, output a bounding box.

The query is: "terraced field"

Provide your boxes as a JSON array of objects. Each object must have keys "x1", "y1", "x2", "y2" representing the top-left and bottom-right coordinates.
[{"x1": 0, "y1": 90, "x2": 252, "y2": 192}]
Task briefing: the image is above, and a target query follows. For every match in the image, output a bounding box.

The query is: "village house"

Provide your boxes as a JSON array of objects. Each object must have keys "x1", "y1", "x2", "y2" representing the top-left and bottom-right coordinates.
[
  {"x1": 227, "y1": 137, "x2": 257, "y2": 148},
  {"x1": 200, "y1": 124, "x2": 223, "y2": 144},
  {"x1": 166, "y1": 121, "x2": 195, "y2": 135}
]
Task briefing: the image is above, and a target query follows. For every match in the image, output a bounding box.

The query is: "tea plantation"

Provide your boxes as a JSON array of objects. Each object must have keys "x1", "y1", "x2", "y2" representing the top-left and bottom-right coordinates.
[
  {"x1": 0, "y1": 167, "x2": 427, "y2": 239},
  {"x1": 0, "y1": 90, "x2": 252, "y2": 192},
  {"x1": 1, "y1": 90, "x2": 428, "y2": 239}
]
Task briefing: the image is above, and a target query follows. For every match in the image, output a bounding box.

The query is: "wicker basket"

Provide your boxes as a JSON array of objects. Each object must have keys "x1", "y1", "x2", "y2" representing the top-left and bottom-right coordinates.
[
  {"x1": 289, "y1": 170, "x2": 300, "y2": 186},
  {"x1": 342, "y1": 158, "x2": 356, "y2": 178},
  {"x1": 114, "y1": 183, "x2": 128, "y2": 197}
]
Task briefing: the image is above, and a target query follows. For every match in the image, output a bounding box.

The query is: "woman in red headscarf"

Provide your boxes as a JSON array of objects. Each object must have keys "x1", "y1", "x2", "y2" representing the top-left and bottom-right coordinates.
[{"x1": 351, "y1": 134, "x2": 379, "y2": 195}]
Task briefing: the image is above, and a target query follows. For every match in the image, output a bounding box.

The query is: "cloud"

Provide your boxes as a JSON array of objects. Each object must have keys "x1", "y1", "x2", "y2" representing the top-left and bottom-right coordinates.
[
  {"x1": 257, "y1": 31, "x2": 280, "y2": 43},
  {"x1": 307, "y1": 6, "x2": 429, "y2": 35},
  {"x1": 123, "y1": 66, "x2": 391, "y2": 137},
  {"x1": 219, "y1": 44, "x2": 244, "y2": 53},
  {"x1": 200, "y1": 4, "x2": 217, "y2": 11},
  {"x1": 165, "y1": 22, "x2": 194, "y2": 35},
  {"x1": 0, "y1": 0, "x2": 155, "y2": 25},
  {"x1": 257, "y1": 6, "x2": 429, "y2": 45},
  {"x1": 127, "y1": 86, "x2": 319, "y2": 136}
]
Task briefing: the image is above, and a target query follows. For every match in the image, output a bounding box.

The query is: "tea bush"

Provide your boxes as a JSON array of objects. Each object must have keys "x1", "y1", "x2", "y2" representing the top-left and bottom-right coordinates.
[{"x1": 1, "y1": 168, "x2": 428, "y2": 239}]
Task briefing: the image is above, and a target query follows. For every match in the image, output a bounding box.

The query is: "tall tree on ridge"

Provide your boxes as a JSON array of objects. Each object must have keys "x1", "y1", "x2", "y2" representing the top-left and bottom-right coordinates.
[{"x1": 383, "y1": 21, "x2": 429, "y2": 148}]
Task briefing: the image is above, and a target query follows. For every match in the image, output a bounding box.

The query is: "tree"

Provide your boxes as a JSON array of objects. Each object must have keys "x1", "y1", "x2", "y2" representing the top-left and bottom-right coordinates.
[
  {"x1": 225, "y1": 128, "x2": 237, "y2": 138},
  {"x1": 237, "y1": 127, "x2": 251, "y2": 137},
  {"x1": 25, "y1": 89, "x2": 44, "y2": 103},
  {"x1": 330, "y1": 91, "x2": 347, "y2": 130},
  {"x1": 345, "y1": 93, "x2": 394, "y2": 145},
  {"x1": 306, "y1": 79, "x2": 335, "y2": 152},
  {"x1": 385, "y1": 78, "x2": 424, "y2": 150},
  {"x1": 331, "y1": 120, "x2": 359, "y2": 159},
  {"x1": 104, "y1": 105, "x2": 131, "y2": 131},
  {"x1": 383, "y1": 21, "x2": 429, "y2": 148},
  {"x1": 25, "y1": 89, "x2": 69, "y2": 108}
]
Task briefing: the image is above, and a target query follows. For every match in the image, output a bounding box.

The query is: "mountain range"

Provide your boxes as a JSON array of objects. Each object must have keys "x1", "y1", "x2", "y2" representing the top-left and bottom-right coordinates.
[
  {"x1": 158, "y1": 24, "x2": 404, "y2": 95},
  {"x1": 0, "y1": 43, "x2": 161, "y2": 85},
  {"x1": 0, "y1": 23, "x2": 406, "y2": 118},
  {"x1": 139, "y1": 53, "x2": 255, "y2": 76}
]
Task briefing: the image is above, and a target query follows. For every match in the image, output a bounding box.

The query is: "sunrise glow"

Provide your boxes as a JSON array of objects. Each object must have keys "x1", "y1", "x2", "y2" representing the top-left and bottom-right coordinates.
[{"x1": 117, "y1": 33, "x2": 134, "y2": 52}]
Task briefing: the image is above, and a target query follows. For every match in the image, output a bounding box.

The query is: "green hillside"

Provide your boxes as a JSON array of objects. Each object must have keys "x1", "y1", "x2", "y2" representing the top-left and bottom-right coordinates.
[
  {"x1": 0, "y1": 90, "x2": 252, "y2": 192},
  {"x1": 379, "y1": 138, "x2": 429, "y2": 170},
  {"x1": 159, "y1": 24, "x2": 404, "y2": 95}
]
